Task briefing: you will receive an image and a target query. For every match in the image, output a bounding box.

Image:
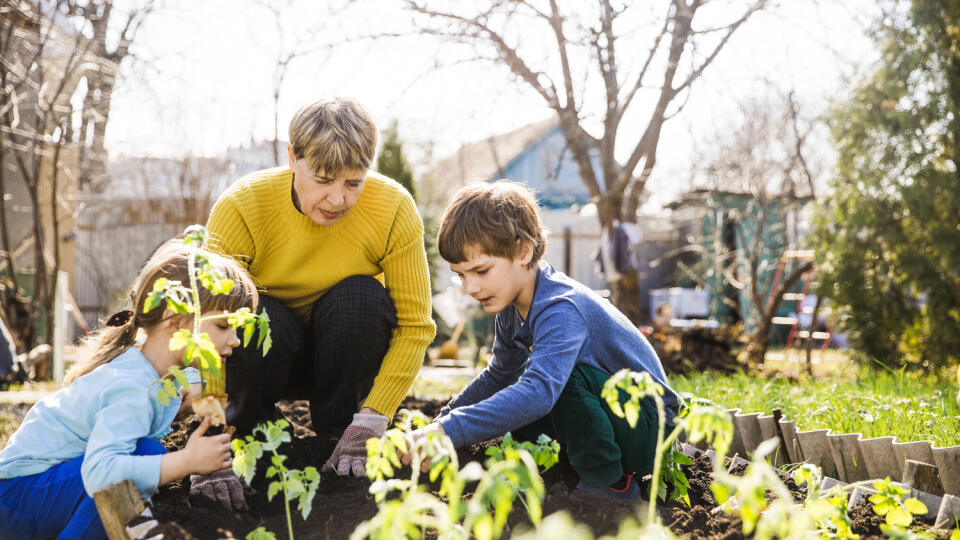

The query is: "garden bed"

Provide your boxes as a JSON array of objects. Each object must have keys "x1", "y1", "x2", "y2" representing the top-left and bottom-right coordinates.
[{"x1": 146, "y1": 398, "x2": 947, "y2": 539}]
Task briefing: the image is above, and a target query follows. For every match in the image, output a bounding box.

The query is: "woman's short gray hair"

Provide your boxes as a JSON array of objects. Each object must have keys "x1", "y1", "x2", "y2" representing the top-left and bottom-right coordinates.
[{"x1": 289, "y1": 97, "x2": 378, "y2": 174}]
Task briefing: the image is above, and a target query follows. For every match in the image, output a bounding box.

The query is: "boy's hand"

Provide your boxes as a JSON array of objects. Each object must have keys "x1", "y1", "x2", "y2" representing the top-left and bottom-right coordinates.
[
  {"x1": 398, "y1": 422, "x2": 446, "y2": 473},
  {"x1": 184, "y1": 416, "x2": 232, "y2": 474}
]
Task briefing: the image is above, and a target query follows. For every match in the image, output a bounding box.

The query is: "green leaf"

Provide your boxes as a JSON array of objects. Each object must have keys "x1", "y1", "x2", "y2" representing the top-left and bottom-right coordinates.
[
  {"x1": 245, "y1": 526, "x2": 276, "y2": 540},
  {"x1": 885, "y1": 506, "x2": 912, "y2": 528},
  {"x1": 903, "y1": 497, "x2": 927, "y2": 515},
  {"x1": 267, "y1": 481, "x2": 281, "y2": 501}
]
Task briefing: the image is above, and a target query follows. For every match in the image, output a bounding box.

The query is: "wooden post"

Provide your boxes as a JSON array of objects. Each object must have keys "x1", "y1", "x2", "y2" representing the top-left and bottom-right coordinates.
[
  {"x1": 93, "y1": 479, "x2": 144, "y2": 540},
  {"x1": 563, "y1": 226, "x2": 572, "y2": 276}
]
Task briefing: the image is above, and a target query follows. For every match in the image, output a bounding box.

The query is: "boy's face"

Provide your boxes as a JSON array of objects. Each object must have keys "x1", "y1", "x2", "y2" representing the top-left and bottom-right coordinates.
[
  {"x1": 288, "y1": 146, "x2": 366, "y2": 226},
  {"x1": 449, "y1": 243, "x2": 536, "y2": 316}
]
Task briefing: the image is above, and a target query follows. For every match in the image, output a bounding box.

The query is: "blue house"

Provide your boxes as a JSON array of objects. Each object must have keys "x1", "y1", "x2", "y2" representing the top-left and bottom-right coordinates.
[
  {"x1": 423, "y1": 119, "x2": 607, "y2": 289},
  {"x1": 423, "y1": 119, "x2": 603, "y2": 209}
]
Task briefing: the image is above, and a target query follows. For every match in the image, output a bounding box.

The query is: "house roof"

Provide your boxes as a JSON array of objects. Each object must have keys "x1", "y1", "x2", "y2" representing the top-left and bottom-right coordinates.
[
  {"x1": 422, "y1": 118, "x2": 558, "y2": 204},
  {"x1": 665, "y1": 188, "x2": 814, "y2": 210}
]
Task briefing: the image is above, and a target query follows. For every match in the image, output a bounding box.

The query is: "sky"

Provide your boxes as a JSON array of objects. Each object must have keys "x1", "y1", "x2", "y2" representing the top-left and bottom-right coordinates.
[{"x1": 103, "y1": 0, "x2": 883, "y2": 210}]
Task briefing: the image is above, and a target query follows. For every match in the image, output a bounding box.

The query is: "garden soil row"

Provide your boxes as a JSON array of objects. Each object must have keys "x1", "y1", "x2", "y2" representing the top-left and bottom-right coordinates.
[{"x1": 148, "y1": 398, "x2": 945, "y2": 539}]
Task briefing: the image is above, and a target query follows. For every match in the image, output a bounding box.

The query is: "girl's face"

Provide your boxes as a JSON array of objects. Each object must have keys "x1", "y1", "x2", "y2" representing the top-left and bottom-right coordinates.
[{"x1": 199, "y1": 312, "x2": 242, "y2": 358}]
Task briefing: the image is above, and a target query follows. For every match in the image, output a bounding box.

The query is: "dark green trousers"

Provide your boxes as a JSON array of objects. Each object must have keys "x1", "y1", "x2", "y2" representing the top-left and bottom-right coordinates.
[{"x1": 513, "y1": 364, "x2": 660, "y2": 487}]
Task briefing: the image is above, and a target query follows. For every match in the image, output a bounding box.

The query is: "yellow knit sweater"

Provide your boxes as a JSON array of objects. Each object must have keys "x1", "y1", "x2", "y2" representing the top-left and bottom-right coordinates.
[{"x1": 206, "y1": 167, "x2": 435, "y2": 417}]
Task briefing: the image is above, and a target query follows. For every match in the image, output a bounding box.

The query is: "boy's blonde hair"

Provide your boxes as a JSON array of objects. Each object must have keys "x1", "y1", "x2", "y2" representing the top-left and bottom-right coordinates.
[
  {"x1": 438, "y1": 180, "x2": 546, "y2": 269},
  {"x1": 289, "y1": 97, "x2": 378, "y2": 175},
  {"x1": 64, "y1": 238, "x2": 258, "y2": 385}
]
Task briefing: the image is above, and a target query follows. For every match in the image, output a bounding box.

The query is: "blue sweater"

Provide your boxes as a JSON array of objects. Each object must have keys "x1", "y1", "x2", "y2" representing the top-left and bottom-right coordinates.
[
  {"x1": 0, "y1": 348, "x2": 196, "y2": 498},
  {"x1": 437, "y1": 264, "x2": 678, "y2": 448}
]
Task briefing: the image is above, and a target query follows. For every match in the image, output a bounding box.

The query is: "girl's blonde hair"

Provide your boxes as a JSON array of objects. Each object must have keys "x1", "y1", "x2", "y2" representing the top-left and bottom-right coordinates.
[{"x1": 64, "y1": 238, "x2": 258, "y2": 385}]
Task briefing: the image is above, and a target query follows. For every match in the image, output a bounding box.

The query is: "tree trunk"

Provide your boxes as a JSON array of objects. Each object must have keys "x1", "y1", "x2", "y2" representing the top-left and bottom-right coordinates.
[
  {"x1": 611, "y1": 271, "x2": 643, "y2": 324},
  {"x1": 747, "y1": 318, "x2": 772, "y2": 369}
]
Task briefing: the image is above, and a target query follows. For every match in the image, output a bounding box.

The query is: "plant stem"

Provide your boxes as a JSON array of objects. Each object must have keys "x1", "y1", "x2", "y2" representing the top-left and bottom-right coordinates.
[
  {"x1": 648, "y1": 395, "x2": 666, "y2": 525},
  {"x1": 271, "y1": 448, "x2": 295, "y2": 540}
]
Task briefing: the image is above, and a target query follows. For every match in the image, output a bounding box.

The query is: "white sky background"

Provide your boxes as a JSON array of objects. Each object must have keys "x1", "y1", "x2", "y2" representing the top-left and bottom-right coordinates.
[{"x1": 105, "y1": 0, "x2": 883, "y2": 211}]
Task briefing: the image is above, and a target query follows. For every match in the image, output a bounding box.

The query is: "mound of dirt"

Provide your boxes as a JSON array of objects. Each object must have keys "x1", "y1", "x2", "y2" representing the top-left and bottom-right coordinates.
[{"x1": 147, "y1": 398, "x2": 944, "y2": 540}]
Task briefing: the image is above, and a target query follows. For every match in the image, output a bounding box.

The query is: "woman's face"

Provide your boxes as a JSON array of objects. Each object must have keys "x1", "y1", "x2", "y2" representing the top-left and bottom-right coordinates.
[{"x1": 288, "y1": 146, "x2": 366, "y2": 226}]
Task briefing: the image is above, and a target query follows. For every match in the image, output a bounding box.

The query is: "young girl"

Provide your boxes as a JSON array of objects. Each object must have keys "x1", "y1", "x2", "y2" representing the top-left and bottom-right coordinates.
[{"x1": 0, "y1": 238, "x2": 258, "y2": 540}]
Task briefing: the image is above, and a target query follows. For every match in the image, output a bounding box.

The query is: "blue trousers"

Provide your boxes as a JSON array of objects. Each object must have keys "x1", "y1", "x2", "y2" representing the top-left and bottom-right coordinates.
[{"x1": 0, "y1": 438, "x2": 165, "y2": 540}]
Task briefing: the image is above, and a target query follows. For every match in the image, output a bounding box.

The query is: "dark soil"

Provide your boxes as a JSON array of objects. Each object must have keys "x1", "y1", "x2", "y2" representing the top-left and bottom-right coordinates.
[{"x1": 146, "y1": 399, "x2": 946, "y2": 540}]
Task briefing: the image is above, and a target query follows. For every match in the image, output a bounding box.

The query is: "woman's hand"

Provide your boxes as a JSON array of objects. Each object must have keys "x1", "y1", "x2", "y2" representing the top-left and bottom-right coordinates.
[{"x1": 184, "y1": 416, "x2": 232, "y2": 475}]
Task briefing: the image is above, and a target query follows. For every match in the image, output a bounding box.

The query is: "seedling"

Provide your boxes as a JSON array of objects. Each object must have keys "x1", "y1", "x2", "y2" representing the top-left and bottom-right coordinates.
[
  {"x1": 148, "y1": 225, "x2": 271, "y2": 425},
  {"x1": 354, "y1": 409, "x2": 560, "y2": 540},
  {"x1": 232, "y1": 419, "x2": 320, "y2": 540},
  {"x1": 868, "y1": 478, "x2": 927, "y2": 534},
  {"x1": 601, "y1": 369, "x2": 733, "y2": 523}
]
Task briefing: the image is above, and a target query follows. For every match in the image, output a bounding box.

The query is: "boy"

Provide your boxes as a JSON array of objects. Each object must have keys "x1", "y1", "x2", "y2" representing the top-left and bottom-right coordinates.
[{"x1": 406, "y1": 180, "x2": 678, "y2": 500}]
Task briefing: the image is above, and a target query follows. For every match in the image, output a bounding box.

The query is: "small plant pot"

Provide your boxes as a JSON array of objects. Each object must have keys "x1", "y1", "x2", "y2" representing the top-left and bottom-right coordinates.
[
  {"x1": 778, "y1": 418, "x2": 798, "y2": 464},
  {"x1": 932, "y1": 445, "x2": 960, "y2": 496},
  {"x1": 726, "y1": 408, "x2": 747, "y2": 458},
  {"x1": 681, "y1": 442, "x2": 705, "y2": 458},
  {"x1": 733, "y1": 412, "x2": 762, "y2": 457},
  {"x1": 797, "y1": 429, "x2": 838, "y2": 479},
  {"x1": 892, "y1": 439, "x2": 936, "y2": 471},
  {"x1": 828, "y1": 432, "x2": 869, "y2": 483},
  {"x1": 934, "y1": 493, "x2": 960, "y2": 530},
  {"x1": 858, "y1": 436, "x2": 899, "y2": 481},
  {"x1": 819, "y1": 476, "x2": 848, "y2": 493},
  {"x1": 726, "y1": 455, "x2": 751, "y2": 473},
  {"x1": 193, "y1": 394, "x2": 229, "y2": 428}
]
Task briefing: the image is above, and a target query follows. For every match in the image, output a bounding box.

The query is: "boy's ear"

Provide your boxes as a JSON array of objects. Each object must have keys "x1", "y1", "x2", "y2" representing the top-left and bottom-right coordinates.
[{"x1": 517, "y1": 239, "x2": 534, "y2": 266}]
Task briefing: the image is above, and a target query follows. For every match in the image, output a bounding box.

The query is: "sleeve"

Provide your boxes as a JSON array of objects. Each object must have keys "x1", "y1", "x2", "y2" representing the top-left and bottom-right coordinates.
[
  {"x1": 182, "y1": 366, "x2": 201, "y2": 385},
  {"x1": 206, "y1": 193, "x2": 255, "y2": 269},
  {"x1": 437, "y1": 302, "x2": 588, "y2": 447},
  {"x1": 81, "y1": 381, "x2": 166, "y2": 498},
  {"x1": 361, "y1": 193, "x2": 437, "y2": 417},
  {"x1": 438, "y1": 313, "x2": 528, "y2": 417}
]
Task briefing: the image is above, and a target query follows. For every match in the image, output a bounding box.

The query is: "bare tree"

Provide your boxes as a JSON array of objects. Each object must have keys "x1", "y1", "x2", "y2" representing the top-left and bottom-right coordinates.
[
  {"x1": 253, "y1": 0, "x2": 346, "y2": 166},
  {"x1": 1, "y1": 0, "x2": 92, "y2": 351},
  {"x1": 404, "y1": 0, "x2": 768, "y2": 321},
  {"x1": 0, "y1": 0, "x2": 153, "y2": 353},
  {"x1": 73, "y1": 0, "x2": 156, "y2": 191},
  {"x1": 688, "y1": 91, "x2": 826, "y2": 369}
]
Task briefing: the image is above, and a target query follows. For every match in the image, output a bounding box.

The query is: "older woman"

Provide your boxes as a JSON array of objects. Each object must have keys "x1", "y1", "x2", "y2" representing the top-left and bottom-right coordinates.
[{"x1": 206, "y1": 97, "x2": 434, "y2": 490}]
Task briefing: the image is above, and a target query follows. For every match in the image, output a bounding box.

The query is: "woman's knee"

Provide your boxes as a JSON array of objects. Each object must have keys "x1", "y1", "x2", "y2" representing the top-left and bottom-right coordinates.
[{"x1": 311, "y1": 275, "x2": 396, "y2": 325}]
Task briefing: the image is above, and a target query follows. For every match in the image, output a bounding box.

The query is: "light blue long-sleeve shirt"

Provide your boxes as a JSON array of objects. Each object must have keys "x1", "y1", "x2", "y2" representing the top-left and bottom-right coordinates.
[
  {"x1": 437, "y1": 263, "x2": 678, "y2": 448},
  {"x1": 0, "y1": 347, "x2": 197, "y2": 498}
]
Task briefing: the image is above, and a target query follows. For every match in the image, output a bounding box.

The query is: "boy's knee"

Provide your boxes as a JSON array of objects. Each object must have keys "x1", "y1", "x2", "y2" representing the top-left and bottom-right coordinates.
[{"x1": 134, "y1": 438, "x2": 166, "y2": 456}]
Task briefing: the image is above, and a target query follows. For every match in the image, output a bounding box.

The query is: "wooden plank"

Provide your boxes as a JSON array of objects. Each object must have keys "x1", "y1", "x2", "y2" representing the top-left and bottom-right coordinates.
[{"x1": 93, "y1": 479, "x2": 144, "y2": 540}]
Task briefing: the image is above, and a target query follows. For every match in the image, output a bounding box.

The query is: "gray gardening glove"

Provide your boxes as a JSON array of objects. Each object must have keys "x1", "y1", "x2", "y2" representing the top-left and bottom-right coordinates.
[
  {"x1": 323, "y1": 412, "x2": 390, "y2": 477},
  {"x1": 189, "y1": 468, "x2": 248, "y2": 511}
]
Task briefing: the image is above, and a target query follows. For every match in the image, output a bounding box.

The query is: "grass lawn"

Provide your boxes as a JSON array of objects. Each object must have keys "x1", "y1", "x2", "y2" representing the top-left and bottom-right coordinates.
[{"x1": 670, "y1": 366, "x2": 960, "y2": 447}]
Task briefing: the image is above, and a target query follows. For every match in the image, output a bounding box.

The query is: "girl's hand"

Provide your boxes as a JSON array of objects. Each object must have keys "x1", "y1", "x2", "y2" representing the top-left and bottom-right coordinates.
[
  {"x1": 175, "y1": 382, "x2": 202, "y2": 420},
  {"x1": 184, "y1": 416, "x2": 232, "y2": 475}
]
